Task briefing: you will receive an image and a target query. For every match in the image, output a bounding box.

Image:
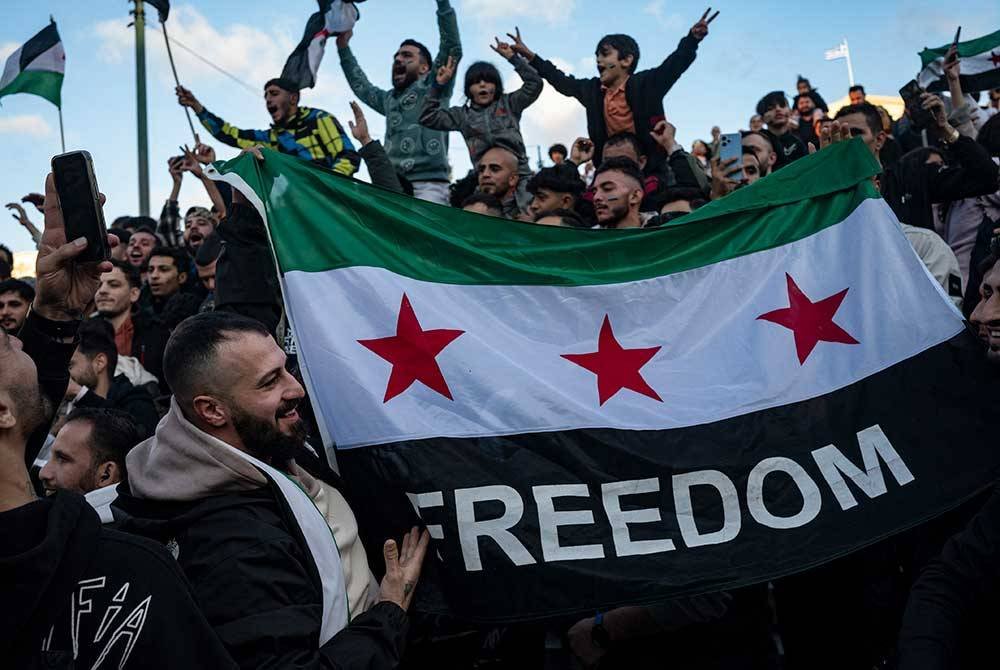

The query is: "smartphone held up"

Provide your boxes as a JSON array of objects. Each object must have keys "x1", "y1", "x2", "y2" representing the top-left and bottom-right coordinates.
[{"x1": 51, "y1": 150, "x2": 110, "y2": 263}]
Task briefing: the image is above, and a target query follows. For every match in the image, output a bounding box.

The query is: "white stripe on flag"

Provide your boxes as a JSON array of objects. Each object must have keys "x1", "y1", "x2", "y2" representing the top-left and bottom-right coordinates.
[
  {"x1": 0, "y1": 45, "x2": 24, "y2": 89},
  {"x1": 24, "y1": 42, "x2": 65, "y2": 75},
  {"x1": 283, "y1": 199, "x2": 962, "y2": 449}
]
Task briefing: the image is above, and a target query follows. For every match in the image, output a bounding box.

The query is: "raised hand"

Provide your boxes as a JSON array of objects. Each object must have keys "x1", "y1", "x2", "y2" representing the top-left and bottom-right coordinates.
[
  {"x1": 175, "y1": 85, "x2": 204, "y2": 114},
  {"x1": 348, "y1": 101, "x2": 372, "y2": 146},
  {"x1": 34, "y1": 173, "x2": 117, "y2": 321},
  {"x1": 709, "y1": 156, "x2": 741, "y2": 200},
  {"x1": 180, "y1": 145, "x2": 205, "y2": 178},
  {"x1": 690, "y1": 7, "x2": 719, "y2": 41},
  {"x1": 6, "y1": 202, "x2": 30, "y2": 226},
  {"x1": 490, "y1": 37, "x2": 515, "y2": 60},
  {"x1": 21, "y1": 193, "x2": 45, "y2": 212},
  {"x1": 570, "y1": 137, "x2": 595, "y2": 165},
  {"x1": 943, "y1": 44, "x2": 960, "y2": 82},
  {"x1": 819, "y1": 120, "x2": 853, "y2": 149},
  {"x1": 649, "y1": 120, "x2": 678, "y2": 152},
  {"x1": 193, "y1": 142, "x2": 217, "y2": 165},
  {"x1": 920, "y1": 92, "x2": 951, "y2": 130},
  {"x1": 436, "y1": 55, "x2": 456, "y2": 86},
  {"x1": 505, "y1": 26, "x2": 535, "y2": 61},
  {"x1": 378, "y1": 527, "x2": 430, "y2": 611},
  {"x1": 168, "y1": 156, "x2": 185, "y2": 185}
]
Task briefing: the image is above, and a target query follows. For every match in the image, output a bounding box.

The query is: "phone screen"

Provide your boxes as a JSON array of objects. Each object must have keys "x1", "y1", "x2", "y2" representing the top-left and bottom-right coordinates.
[{"x1": 52, "y1": 151, "x2": 108, "y2": 263}]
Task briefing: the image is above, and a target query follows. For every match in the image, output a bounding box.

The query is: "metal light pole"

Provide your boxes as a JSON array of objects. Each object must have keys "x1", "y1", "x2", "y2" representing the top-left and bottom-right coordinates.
[{"x1": 132, "y1": 0, "x2": 150, "y2": 216}]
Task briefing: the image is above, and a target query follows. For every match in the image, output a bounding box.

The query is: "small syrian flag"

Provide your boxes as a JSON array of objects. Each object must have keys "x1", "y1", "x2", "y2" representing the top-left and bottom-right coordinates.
[
  {"x1": 281, "y1": 0, "x2": 362, "y2": 90},
  {"x1": 918, "y1": 27, "x2": 1000, "y2": 92},
  {"x1": 0, "y1": 20, "x2": 64, "y2": 107},
  {"x1": 209, "y1": 140, "x2": 1000, "y2": 621}
]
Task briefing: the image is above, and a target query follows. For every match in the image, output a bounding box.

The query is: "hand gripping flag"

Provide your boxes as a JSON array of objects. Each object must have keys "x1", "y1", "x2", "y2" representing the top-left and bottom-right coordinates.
[
  {"x1": 208, "y1": 139, "x2": 1000, "y2": 622},
  {"x1": 918, "y1": 27, "x2": 1000, "y2": 92},
  {"x1": 282, "y1": 0, "x2": 363, "y2": 90}
]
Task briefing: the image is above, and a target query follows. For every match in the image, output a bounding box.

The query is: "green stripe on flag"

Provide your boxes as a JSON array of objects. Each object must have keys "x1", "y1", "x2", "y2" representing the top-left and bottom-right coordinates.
[
  {"x1": 215, "y1": 138, "x2": 881, "y2": 287},
  {"x1": 0, "y1": 69, "x2": 62, "y2": 107},
  {"x1": 920, "y1": 28, "x2": 1000, "y2": 66}
]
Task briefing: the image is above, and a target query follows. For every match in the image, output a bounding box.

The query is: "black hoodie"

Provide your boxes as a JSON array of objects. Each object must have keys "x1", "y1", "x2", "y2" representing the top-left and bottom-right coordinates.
[{"x1": 0, "y1": 491, "x2": 236, "y2": 669}]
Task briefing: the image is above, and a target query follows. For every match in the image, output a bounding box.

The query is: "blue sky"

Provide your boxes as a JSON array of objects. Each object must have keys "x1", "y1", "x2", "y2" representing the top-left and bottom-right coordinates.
[{"x1": 2, "y1": 0, "x2": 998, "y2": 252}]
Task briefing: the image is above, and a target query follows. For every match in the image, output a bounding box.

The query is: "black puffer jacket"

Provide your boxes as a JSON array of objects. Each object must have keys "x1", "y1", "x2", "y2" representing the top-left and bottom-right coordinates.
[{"x1": 113, "y1": 484, "x2": 409, "y2": 669}]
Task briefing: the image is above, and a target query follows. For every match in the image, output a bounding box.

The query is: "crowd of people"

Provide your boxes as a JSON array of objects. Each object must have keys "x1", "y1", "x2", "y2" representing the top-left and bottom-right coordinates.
[{"x1": 3, "y1": 2, "x2": 1000, "y2": 668}]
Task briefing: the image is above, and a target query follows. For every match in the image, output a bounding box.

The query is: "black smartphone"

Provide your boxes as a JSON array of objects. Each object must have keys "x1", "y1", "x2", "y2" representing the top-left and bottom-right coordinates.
[
  {"x1": 899, "y1": 79, "x2": 934, "y2": 130},
  {"x1": 51, "y1": 150, "x2": 109, "y2": 263}
]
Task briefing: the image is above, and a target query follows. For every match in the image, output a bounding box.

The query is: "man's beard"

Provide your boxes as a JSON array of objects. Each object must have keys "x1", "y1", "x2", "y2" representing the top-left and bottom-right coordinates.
[
  {"x1": 231, "y1": 403, "x2": 308, "y2": 469},
  {"x1": 599, "y1": 201, "x2": 631, "y2": 228},
  {"x1": 392, "y1": 66, "x2": 417, "y2": 91}
]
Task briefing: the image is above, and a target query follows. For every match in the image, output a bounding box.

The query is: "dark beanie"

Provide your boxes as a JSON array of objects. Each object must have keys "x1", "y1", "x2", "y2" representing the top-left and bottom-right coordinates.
[{"x1": 265, "y1": 77, "x2": 300, "y2": 94}]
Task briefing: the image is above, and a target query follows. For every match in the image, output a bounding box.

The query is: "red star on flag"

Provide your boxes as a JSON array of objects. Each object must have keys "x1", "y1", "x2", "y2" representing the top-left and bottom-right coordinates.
[
  {"x1": 562, "y1": 315, "x2": 663, "y2": 406},
  {"x1": 757, "y1": 273, "x2": 859, "y2": 365},
  {"x1": 990, "y1": 51, "x2": 1000, "y2": 67},
  {"x1": 358, "y1": 294, "x2": 465, "y2": 402}
]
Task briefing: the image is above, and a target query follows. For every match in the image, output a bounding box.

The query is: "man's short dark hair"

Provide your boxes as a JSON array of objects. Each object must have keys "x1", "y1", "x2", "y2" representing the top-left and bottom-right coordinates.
[
  {"x1": 148, "y1": 246, "x2": 189, "y2": 273},
  {"x1": 464, "y1": 61, "x2": 503, "y2": 100},
  {"x1": 548, "y1": 143, "x2": 568, "y2": 160},
  {"x1": 834, "y1": 102, "x2": 883, "y2": 136},
  {"x1": 596, "y1": 34, "x2": 640, "y2": 73},
  {"x1": 108, "y1": 227, "x2": 131, "y2": 246},
  {"x1": 164, "y1": 311, "x2": 270, "y2": 402},
  {"x1": 265, "y1": 77, "x2": 300, "y2": 94},
  {"x1": 64, "y1": 407, "x2": 142, "y2": 480},
  {"x1": 594, "y1": 156, "x2": 645, "y2": 188},
  {"x1": 526, "y1": 165, "x2": 585, "y2": 197},
  {"x1": 536, "y1": 208, "x2": 586, "y2": 228},
  {"x1": 604, "y1": 132, "x2": 645, "y2": 160},
  {"x1": 0, "y1": 243, "x2": 12, "y2": 267},
  {"x1": 460, "y1": 192, "x2": 504, "y2": 216},
  {"x1": 78, "y1": 318, "x2": 119, "y2": 381},
  {"x1": 195, "y1": 232, "x2": 223, "y2": 267},
  {"x1": 741, "y1": 128, "x2": 782, "y2": 157},
  {"x1": 129, "y1": 216, "x2": 157, "y2": 233},
  {"x1": 108, "y1": 259, "x2": 141, "y2": 289},
  {"x1": 849, "y1": 84, "x2": 866, "y2": 95},
  {"x1": 400, "y1": 39, "x2": 432, "y2": 67},
  {"x1": 0, "y1": 278, "x2": 34, "y2": 303},
  {"x1": 756, "y1": 91, "x2": 789, "y2": 117}
]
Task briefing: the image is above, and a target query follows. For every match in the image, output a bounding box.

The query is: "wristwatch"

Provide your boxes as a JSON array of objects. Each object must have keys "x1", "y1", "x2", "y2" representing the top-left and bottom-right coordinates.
[{"x1": 591, "y1": 611, "x2": 611, "y2": 649}]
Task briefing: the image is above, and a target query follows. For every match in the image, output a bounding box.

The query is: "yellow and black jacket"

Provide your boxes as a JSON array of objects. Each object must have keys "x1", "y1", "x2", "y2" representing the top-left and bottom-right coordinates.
[{"x1": 197, "y1": 106, "x2": 360, "y2": 176}]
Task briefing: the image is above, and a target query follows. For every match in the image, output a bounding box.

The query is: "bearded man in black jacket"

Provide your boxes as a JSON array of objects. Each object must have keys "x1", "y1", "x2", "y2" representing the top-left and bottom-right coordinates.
[{"x1": 0, "y1": 173, "x2": 237, "y2": 669}]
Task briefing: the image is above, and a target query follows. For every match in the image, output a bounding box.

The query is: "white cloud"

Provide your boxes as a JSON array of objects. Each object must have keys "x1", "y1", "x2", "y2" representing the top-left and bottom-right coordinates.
[
  {"x1": 94, "y1": 5, "x2": 295, "y2": 89},
  {"x1": 0, "y1": 115, "x2": 52, "y2": 137},
  {"x1": 643, "y1": 0, "x2": 683, "y2": 30},
  {"x1": 0, "y1": 42, "x2": 19, "y2": 63},
  {"x1": 460, "y1": 0, "x2": 576, "y2": 24}
]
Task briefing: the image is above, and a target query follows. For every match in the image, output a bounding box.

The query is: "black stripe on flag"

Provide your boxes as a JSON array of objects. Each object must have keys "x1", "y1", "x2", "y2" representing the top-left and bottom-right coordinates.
[
  {"x1": 340, "y1": 330, "x2": 1000, "y2": 622},
  {"x1": 145, "y1": 0, "x2": 171, "y2": 22},
  {"x1": 19, "y1": 21, "x2": 60, "y2": 72},
  {"x1": 927, "y1": 69, "x2": 1000, "y2": 93}
]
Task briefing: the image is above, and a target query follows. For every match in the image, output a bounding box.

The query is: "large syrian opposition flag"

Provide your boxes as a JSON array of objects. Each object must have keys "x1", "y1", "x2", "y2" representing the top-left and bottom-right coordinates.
[
  {"x1": 918, "y1": 27, "x2": 1000, "y2": 92},
  {"x1": 210, "y1": 140, "x2": 1000, "y2": 621},
  {"x1": 281, "y1": 0, "x2": 362, "y2": 90},
  {"x1": 0, "y1": 20, "x2": 64, "y2": 107}
]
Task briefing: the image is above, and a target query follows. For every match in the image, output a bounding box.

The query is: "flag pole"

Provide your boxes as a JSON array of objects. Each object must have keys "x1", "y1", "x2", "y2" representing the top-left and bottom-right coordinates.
[
  {"x1": 133, "y1": 0, "x2": 150, "y2": 216},
  {"x1": 843, "y1": 39, "x2": 855, "y2": 87},
  {"x1": 160, "y1": 20, "x2": 200, "y2": 144},
  {"x1": 57, "y1": 106, "x2": 65, "y2": 153}
]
